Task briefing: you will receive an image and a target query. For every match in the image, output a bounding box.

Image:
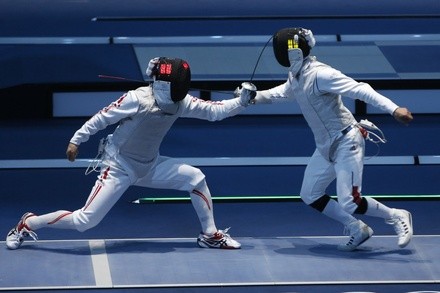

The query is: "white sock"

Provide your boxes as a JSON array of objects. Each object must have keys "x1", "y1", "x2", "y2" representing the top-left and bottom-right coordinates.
[
  {"x1": 190, "y1": 181, "x2": 217, "y2": 235},
  {"x1": 364, "y1": 197, "x2": 393, "y2": 219},
  {"x1": 26, "y1": 210, "x2": 76, "y2": 230},
  {"x1": 322, "y1": 199, "x2": 358, "y2": 226}
]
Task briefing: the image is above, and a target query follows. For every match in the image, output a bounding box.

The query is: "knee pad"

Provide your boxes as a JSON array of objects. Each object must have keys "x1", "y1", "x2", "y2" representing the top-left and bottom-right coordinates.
[
  {"x1": 185, "y1": 167, "x2": 206, "y2": 192},
  {"x1": 353, "y1": 197, "x2": 368, "y2": 214},
  {"x1": 193, "y1": 178, "x2": 207, "y2": 192},
  {"x1": 309, "y1": 194, "x2": 331, "y2": 212},
  {"x1": 72, "y1": 209, "x2": 102, "y2": 232}
]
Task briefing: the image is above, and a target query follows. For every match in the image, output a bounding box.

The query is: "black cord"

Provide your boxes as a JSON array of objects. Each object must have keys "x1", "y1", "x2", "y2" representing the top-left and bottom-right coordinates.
[{"x1": 249, "y1": 35, "x2": 273, "y2": 82}]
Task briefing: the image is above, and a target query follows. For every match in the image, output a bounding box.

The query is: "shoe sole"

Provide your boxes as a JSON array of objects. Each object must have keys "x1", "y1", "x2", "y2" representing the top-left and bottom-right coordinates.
[
  {"x1": 398, "y1": 211, "x2": 413, "y2": 248},
  {"x1": 338, "y1": 227, "x2": 373, "y2": 252},
  {"x1": 6, "y1": 229, "x2": 23, "y2": 250},
  {"x1": 358, "y1": 227, "x2": 374, "y2": 247},
  {"x1": 197, "y1": 239, "x2": 240, "y2": 249}
]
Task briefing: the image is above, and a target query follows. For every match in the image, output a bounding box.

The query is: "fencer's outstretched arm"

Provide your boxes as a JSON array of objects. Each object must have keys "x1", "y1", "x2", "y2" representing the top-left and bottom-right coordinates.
[
  {"x1": 67, "y1": 92, "x2": 139, "y2": 162},
  {"x1": 179, "y1": 83, "x2": 256, "y2": 121},
  {"x1": 315, "y1": 68, "x2": 415, "y2": 124},
  {"x1": 253, "y1": 83, "x2": 291, "y2": 104},
  {"x1": 315, "y1": 67, "x2": 401, "y2": 115},
  {"x1": 66, "y1": 143, "x2": 79, "y2": 162},
  {"x1": 393, "y1": 107, "x2": 413, "y2": 125}
]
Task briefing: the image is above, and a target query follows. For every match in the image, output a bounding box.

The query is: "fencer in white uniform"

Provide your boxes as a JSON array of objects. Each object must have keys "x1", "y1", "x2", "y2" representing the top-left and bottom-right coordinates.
[
  {"x1": 6, "y1": 57, "x2": 256, "y2": 250},
  {"x1": 254, "y1": 28, "x2": 414, "y2": 251}
]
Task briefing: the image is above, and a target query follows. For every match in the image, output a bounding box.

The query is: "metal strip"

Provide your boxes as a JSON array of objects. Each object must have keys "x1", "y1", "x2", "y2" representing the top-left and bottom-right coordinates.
[{"x1": 0, "y1": 155, "x2": 429, "y2": 169}]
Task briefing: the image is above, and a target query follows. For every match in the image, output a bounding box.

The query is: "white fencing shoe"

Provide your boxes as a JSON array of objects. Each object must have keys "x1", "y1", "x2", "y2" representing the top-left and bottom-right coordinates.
[
  {"x1": 6, "y1": 212, "x2": 38, "y2": 250},
  {"x1": 386, "y1": 209, "x2": 413, "y2": 248},
  {"x1": 197, "y1": 227, "x2": 241, "y2": 249},
  {"x1": 338, "y1": 220, "x2": 373, "y2": 251}
]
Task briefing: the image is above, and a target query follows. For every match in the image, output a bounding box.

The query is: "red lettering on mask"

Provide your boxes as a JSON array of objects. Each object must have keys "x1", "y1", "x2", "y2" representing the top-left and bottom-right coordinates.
[{"x1": 159, "y1": 64, "x2": 172, "y2": 75}]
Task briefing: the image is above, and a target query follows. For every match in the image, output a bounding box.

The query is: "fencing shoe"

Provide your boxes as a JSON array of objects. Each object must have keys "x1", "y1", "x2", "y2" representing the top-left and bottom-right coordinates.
[
  {"x1": 386, "y1": 209, "x2": 413, "y2": 248},
  {"x1": 6, "y1": 212, "x2": 38, "y2": 250},
  {"x1": 197, "y1": 227, "x2": 241, "y2": 249},
  {"x1": 338, "y1": 220, "x2": 373, "y2": 251}
]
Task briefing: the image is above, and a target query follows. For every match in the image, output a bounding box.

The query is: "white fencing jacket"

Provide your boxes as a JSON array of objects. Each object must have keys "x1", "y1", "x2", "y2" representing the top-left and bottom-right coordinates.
[
  {"x1": 256, "y1": 56, "x2": 399, "y2": 159},
  {"x1": 70, "y1": 86, "x2": 245, "y2": 177}
]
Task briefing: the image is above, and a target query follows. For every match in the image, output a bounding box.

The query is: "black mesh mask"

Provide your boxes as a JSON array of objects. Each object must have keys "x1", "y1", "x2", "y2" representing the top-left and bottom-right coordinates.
[
  {"x1": 154, "y1": 57, "x2": 191, "y2": 102},
  {"x1": 272, "y1": 28, "x2": 312, "y2": 67}
]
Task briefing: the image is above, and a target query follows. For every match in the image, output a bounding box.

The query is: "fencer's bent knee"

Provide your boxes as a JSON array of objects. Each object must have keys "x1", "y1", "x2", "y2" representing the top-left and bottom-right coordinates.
[
  {"x1": 192, "y1": 167, "x2": 205, "y2": 183},
  {"x1": 338, "y1": 196, "x2": 368, "y2": 214},
  {"x1": 72, "y1": 209, "x2": 103, "y2": 232},
  {"x1": 186, "y1": 167, "x2": 206, "y2": 191},
  {"x1": 300, "y1": 190, "x2": 318, "y2": 205},
  {"x1": 353, "y1": 197, "x2": 368, "y2": 214},
  {"x1": 308, "y1": 194, "x2": 331, "y2": 212}
]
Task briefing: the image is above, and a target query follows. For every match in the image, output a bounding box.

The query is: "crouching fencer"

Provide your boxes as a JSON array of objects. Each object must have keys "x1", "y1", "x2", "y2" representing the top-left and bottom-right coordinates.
[
  {"x1": 6, "y1": 57, "x2": 257, "y2": 250},
  {"x1": 252, "y1": 27, "x2": 414, "y2": 251}
]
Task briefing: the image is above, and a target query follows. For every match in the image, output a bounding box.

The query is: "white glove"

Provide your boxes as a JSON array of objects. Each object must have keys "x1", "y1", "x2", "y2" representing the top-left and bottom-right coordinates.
[
  {"x1": 301, "y1": 28, "x2": 315, "y2": 48},
  {"x1": 235, "y1": 82, "x2": 257, "y2": 106},
  {"x1": 145, "y1": 57, "x2": 160, "y2": 78}
]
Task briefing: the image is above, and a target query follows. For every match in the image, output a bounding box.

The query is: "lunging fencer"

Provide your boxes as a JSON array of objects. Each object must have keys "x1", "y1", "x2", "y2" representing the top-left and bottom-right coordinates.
[
  {"x1": 6, "y1": 57, "x2": 257, "y2": 250},
  {"x1": 252, "y1": 28, "x2": 414, "y2": 251}
]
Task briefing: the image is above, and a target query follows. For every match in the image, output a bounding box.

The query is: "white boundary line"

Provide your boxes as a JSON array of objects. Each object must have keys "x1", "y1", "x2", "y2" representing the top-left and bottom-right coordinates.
[
  {"x1": 0, "y1": 234, "x2": 439, "y2": 244},
  {"x1": 0, "y1": 280, "x2": 439, "y2": 291},
  {"x1": 110, "y1": 279, "x2": 440, "y2": 288},
  {"x1": 2, "y1": 155, "x2": 437, "y2": 169},
  {"x1": 88, "y1": 240, "x2": 113, "y2": 288}
]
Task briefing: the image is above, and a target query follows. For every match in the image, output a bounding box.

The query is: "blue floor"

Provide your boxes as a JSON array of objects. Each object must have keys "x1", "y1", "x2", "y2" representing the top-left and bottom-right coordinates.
[
  {"x1": 1, "y1": 115, "x2": 440, "y2": 292},
  {"x1": 2, "y1": 235, "x2": 440, "y2": 291},
  {"x1": 1, "y1": 199, "x2": 440, "y2": 292}
]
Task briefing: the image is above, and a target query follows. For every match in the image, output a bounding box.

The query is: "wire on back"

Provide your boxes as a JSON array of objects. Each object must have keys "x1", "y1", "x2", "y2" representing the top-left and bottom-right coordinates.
[{"x1": 249, "y1": 35, "x2": 273, "y2": 82}]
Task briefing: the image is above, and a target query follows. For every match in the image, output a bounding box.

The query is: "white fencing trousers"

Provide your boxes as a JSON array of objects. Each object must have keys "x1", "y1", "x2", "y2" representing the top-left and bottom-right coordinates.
[
  {"x1": 72, "y1": 156, "x2": 206, "y2": 232},
  {"x1": 300, "y1": 127, "x2": 365, "y2": 214}
]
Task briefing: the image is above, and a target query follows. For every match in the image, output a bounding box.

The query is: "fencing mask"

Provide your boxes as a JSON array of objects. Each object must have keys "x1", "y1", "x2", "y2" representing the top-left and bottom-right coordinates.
[
  {"x1": 272, "y1": 27, "x2": 316, "y2": 69},
  {"x1": 151, "y1": 57, "x2": 191, "y2": 114},
  {"x1": 153, "y1": 57, "x2": 191, "y2": 102}
]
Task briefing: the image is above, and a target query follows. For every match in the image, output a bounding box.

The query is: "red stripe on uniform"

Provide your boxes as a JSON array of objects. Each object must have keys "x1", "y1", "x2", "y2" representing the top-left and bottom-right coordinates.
[
  {"x1": 21, "y1": 213, "x2": 36, "y2": 231},
  {"x1": 352, "y1": 186, "x2": 362, "y2": 205},
  {"x1": 83, "y1": 167, "x2": 110, "y2": 211},
  {"x1": 101, "y1": 166, "x2": 110, "y2": 180},
  {"x1": 84, "y1": 184, "x2": 102, "y2": 211},
  {"x1": 47, "y1": 211, "x2": 72, "y2": 225},
  {"x1": 192, "y1": 189, "x2": 211, "y2": 210},
  {"x1": 101, "y1": 94, "x2": 127, "y2": 113}
]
